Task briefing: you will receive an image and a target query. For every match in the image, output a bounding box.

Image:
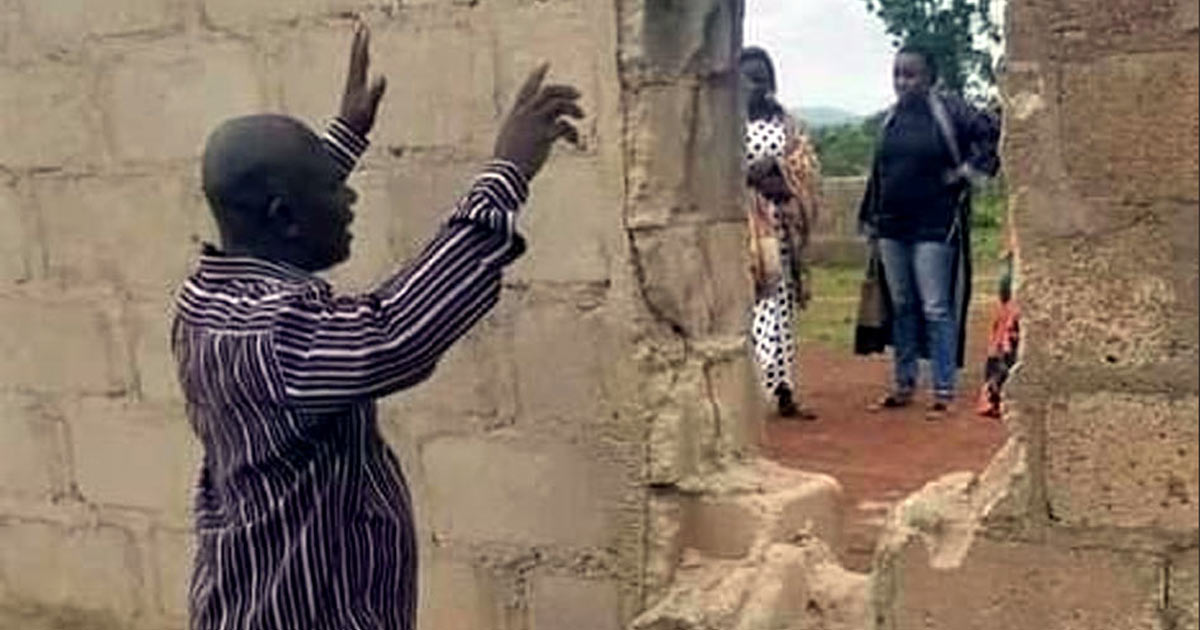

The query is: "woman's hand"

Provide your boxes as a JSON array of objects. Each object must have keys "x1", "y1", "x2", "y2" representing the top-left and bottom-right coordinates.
[{"x1": 747, "y1": 160, "x2": 790, "y2": 201}]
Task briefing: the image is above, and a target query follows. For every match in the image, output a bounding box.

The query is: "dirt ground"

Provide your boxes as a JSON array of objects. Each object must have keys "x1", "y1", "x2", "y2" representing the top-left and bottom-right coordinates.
[{"x1": 762, "y1": 312, "x2": 1009, "y2": 572}]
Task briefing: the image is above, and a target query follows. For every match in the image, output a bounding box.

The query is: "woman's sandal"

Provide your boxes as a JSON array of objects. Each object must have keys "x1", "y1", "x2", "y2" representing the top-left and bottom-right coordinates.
[
  {"x1": 925, "y1": 400, "x2": 951, "y2": 421},
  {"x1": 867, "y1": 393, "x2": 912, "y2": 413}
]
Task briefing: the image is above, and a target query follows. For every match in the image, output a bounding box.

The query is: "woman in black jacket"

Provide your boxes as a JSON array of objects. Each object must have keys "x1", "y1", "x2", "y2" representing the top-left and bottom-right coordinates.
[{"x1": 857, "y1": 44, "x2": 1000, "y2": 419}]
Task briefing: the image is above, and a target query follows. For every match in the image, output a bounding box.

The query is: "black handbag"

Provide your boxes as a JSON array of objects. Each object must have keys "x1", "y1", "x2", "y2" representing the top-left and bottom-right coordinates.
[{"x1": 854, "y1": 243, "x2": 890, "y2": 355}]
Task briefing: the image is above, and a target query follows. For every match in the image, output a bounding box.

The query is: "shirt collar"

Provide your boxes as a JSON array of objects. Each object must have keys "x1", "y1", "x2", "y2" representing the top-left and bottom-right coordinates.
[{"x1": 196, "y1": 243, "x2": 331, "y2": 290}]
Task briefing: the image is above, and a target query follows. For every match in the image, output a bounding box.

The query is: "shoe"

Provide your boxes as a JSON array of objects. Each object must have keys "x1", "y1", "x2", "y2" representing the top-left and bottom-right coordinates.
[
  {"x1": 868, "y1": 392, "x2": 912, "y2": 413},
  {"x1": 776, "y1": 385, "x2": 799, "y2": 418},
  {"x1": 925, "y1": 400, "x2": 950, "y2": 421}
]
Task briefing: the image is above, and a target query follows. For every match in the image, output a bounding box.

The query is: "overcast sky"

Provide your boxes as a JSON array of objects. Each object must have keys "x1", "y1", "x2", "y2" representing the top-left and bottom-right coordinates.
[
  {"x1": 744, "y1": 0, "x2": 1007, "y2": 116},
  {"x1": 743, "y1": 0, "x2": 898, "y2": 116}
]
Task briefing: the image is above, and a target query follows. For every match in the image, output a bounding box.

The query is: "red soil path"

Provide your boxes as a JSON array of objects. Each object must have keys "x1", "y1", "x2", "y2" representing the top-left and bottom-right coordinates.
[{"x1": 762, "y1": 314, "x2": 1009, "y2": 572}]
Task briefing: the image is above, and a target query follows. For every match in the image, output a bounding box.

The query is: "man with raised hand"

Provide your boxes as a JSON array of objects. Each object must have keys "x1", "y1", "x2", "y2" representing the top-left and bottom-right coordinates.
[{"x1": 173, "y1": 21, "x2": 582, "y2": 630}]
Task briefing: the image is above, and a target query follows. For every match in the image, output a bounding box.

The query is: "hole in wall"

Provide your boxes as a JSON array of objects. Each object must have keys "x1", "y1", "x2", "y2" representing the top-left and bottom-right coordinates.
[{"x1": 740, "y1": 0, "x2": 1015, "y2": 572}]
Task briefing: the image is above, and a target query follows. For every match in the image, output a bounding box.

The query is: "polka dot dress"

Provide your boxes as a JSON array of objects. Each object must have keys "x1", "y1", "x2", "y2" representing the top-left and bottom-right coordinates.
[
  {"x1": 745, "y1": 118, "x2": 788, "y2": 165},
  {"x1": 746, "y1": 117, "x2": 798, "y2": 400}
]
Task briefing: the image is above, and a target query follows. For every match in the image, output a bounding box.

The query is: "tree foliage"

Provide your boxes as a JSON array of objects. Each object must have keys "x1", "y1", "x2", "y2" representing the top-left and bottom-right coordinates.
[
  {"x1": 805, "y1": 112, "x2": 885, "y2": 177},
  {"x1": 864, "y1": 0, "x2": 1002, "y2": 99}
]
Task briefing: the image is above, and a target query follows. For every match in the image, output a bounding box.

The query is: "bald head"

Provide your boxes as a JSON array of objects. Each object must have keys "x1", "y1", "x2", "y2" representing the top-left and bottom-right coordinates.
[
  {"x1": 200, "y1": 114, "x2": 356, "y2": 271},
  {"x1": 202, "y1": 114, "x2": 330, "y2": 215}
]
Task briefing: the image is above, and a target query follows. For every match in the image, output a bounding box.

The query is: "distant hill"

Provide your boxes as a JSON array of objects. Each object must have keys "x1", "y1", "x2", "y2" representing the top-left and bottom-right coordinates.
[{"x1": 793, "y1": 106, "x2": 863, "y2": 129}]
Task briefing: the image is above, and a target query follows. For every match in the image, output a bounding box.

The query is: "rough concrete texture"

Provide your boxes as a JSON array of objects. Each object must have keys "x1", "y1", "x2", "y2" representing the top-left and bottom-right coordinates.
[
  {"x1": 869, "y1": 0, "x2": 1200, "y2": 627},
  {"x1": 635, "y1": 459, "x2": 866, "y2": 630},
  {"x1": 632, "y1": 541, "x2": 868, "y2": 630},
  {"x1": 808, "y1": 176, "x2": 869, "y2": 267}
]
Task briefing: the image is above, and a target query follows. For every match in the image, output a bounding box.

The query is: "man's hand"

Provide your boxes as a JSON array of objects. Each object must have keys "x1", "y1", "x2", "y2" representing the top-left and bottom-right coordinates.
[
  {"x1": 338, "y1": 20, "x2": 387, "y2": 137},
  {"x1": 493, "y1": 64, "x2": 584, "y2": 180}
]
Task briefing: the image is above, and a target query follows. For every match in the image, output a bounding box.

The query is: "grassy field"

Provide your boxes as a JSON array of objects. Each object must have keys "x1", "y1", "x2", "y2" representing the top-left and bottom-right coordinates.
[{"x1": 798, "y1": 184, "x2": 1009, "y2": 351}]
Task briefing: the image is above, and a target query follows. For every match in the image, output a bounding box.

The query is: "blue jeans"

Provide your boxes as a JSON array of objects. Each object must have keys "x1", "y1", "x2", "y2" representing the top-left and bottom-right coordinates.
[{"x1": 878, "y1": 238, "x2": 958, "y2": 400}]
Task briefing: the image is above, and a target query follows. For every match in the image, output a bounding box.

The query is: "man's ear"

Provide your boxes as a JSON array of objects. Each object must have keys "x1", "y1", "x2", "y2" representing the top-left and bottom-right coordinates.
[{"x1": 265, "y1": 196, "x2": 302, "y2": 239}]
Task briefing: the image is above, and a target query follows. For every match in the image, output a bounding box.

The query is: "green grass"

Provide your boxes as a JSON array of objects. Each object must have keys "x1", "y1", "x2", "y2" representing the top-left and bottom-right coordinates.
[
  {"x1": 798, "y1": 186, "x2": 1010, "y2": 351},
  {"x1": 798, "y1": 264, "x2": 863, "y2": 351}
]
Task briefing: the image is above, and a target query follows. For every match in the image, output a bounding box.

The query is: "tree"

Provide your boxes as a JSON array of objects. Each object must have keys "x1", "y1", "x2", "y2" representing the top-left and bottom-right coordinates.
[{"x1": 864, "y1": 0, "x2": 1002, "y2": 100}]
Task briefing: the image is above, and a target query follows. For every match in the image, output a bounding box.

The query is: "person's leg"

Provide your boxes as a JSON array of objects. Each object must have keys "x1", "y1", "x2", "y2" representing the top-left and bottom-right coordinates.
[
  {"x1": 774, "y1": 249, "x2": 815, "y2": 419},
  {"x1": 877, "y1": 238, "x2": 919, "y2": 402},
  {"x1": 912, "y1": 239, "x2": 958, "y2": 406},
  {"x1": 752, "y1": 292, "x2": 786, "y2": 404}
]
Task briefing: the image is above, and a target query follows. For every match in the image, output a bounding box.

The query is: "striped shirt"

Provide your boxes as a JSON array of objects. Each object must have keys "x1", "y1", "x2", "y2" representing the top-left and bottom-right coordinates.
[{"x1": 172, "y1": 120, "x2": 529, "y2": 630}]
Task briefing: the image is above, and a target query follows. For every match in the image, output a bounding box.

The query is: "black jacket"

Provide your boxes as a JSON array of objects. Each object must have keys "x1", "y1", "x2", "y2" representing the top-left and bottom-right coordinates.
[{"x1": 854, "y1": 93, "x2": 1001, "y2": 367}]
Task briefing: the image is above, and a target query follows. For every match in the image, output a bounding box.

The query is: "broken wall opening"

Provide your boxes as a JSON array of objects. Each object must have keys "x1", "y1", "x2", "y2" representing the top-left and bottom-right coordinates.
[{"x1": 636, "y1": 0, "x2": 1198, "y2": 628}]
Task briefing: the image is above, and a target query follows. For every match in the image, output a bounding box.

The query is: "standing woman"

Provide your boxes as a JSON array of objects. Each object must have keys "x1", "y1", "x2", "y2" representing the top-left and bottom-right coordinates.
[
  {"x1": 740, "y1": 46, "x2": 822, "y2": 419},
  {"x1": 857, "y1": 43, "x2": 1000, "y2": 418}
]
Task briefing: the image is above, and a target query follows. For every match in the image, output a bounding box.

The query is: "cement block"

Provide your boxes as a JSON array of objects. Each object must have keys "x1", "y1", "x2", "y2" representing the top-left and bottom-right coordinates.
[
  {"x1": 704, "y1": 351, "x2": 765, "y2": 461},
  {"x1": 270, "y1": 18, "x2": 498, "y2": 154},
  {"x1": 32, "y1": 172, "x2": 197, "y2": 296},
  {"x1": 67, "y1": 398, "x2": 199, "y2": 516},
  {"x1": 1040, "y1": 0, "x2": 1194, "y2": 58},
  {"x1": 625, "y1": 0, "x2": 740, "y2": 78},
  {"x1": 626, "y1": 82, "x2": 743, "y2": 227},
  {"x1": 511, "y1": 296, "x2": 614, "y2": 439},
  {"x1": 372, "y1": 19, "x2": 500, "y2": 153},
  {"x1": 680, "y1": 497, "x2": 761, "y2": 559},
  {"x1": 417, "y1": 551, "x2": 501, "y2": 630},
  {"x1": 380, "y1": 323, "x2": 517, "y2": 439},
  {"x1": 532, "y1": 575, "x2": 622, "y2": 630},
  {"x1": 149, "y1": 528, "x2": 192, "y2": 620},
  {"x1": 384, "y1": 157, "x2": 487, "y2": 260},
  {"x1": 16, "y1": 0, "x2": 181, "y2": 54},
  {"x1": 490, "y1": 0, "x2": 620, "y2": 157},
  {"x1": 1170, "y1": 549, "x2": 1200, "y2": 630},
  {"x1": 1046, "y1": 392, "x2": 1199, "y2": 531},
  {"x1": 885, "y1": 539, "x2": 1163, "y2": 630},
  {"x1": 0, "y1": 64, "x2": 102, "y2": 169},
  {"x1": 815, "y1": 176, "x2": 868, "y2": 240},
  {"x1": 1020, "y1": 220, "x2": 1181, "y2": 367},
  {"x1": 102, "y1": 39, "x2": 266, "y2": 163},
  {"x1": 0, "y1": 290, "x2": 130, "y2": 395},
  {"x1": 512, "y1": 156, "x2": 621, "y2": 285},
  {"x1": 204, "y1": 0, "x2": 370, "y2": 31},
  {"x1": 776, "y1": 478, "x2": 843, "y2": 552},
  {"x1": 130, "y1": 297, "x2": 184, "y2": 404},
  {"x1": 0, "y1": 520, "x2": 145, "y2": 618},
  {"x1": 421, "y1": 437, "x2": 619, "y2": 547},
  {"x1": 0, "y1": 393, "x2": 68, "y2": 500},
  {"x1": 0, "y1": 177, "x2": 33, "y2": 284},
  {"x1": 630, "y1": 222, "x2": 752, "y2": 338},
  {"x1": 1059, "y1": 52, "x2": 1199, "y2": 204}
]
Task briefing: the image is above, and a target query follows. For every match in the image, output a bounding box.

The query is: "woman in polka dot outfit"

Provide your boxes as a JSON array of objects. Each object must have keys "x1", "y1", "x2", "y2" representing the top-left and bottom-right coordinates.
[{"x1": 740, "y1": 47, "x2": 822, "y2": 419}]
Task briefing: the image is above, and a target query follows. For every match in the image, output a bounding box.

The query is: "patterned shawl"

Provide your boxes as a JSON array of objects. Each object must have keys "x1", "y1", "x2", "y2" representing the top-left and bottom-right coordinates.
[{"x1": 746, "y1": 114, "x2": 822, "y2": 308}]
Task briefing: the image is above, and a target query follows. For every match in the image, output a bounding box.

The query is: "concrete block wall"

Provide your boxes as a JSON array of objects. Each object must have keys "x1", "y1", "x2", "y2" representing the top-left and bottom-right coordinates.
[
  {"x1": 0, "y1": 0, "x2": 760, "y2": 628},
  {"x1": 870, "y1": 0, "x2": 1200, "y2": 627}
]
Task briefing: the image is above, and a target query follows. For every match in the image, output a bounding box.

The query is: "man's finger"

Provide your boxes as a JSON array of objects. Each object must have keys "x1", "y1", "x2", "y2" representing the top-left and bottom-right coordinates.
[
  {"x1": 514, "y1": 63, "x2": 550, "y2": 108},
  {"x1": 528, "y1": 85, "x2": 581, "y2": 111},
  {"x1": 347, "y1": 21, "x2": 369, "y2": 88},
  {"x1": 535, "y1": 98, "x2": 585, "y2": 121},
  {"x1": 369, "y1": 76, "x2": 387, "y2": 109},
  {"x1": 552, "y1": 119, "x2": 582, "y2": 148}
]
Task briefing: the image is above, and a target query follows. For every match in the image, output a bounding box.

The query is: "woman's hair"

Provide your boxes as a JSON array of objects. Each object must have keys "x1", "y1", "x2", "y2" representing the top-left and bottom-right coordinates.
[
  {"x1": 739, "y1": 46, "x2": 778, "y2": 93},
  {"x1": 897, "y1": 42, "x2": 940, "y2": 83},
  {"x1": 740, "y1": 46, "x2": 785, "y2": 120}
]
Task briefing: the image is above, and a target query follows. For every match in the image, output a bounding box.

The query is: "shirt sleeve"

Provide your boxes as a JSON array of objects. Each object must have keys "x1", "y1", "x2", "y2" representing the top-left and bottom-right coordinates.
[
  {"x1": 955, "y1": 100, "x2": 1001, "y2": 178},
  {"x1": 320, "y1": 117, "x2": 370, "y2": 179},
  {"x1": 271, "y1": 160, "x2": 530, "y2": 408}
]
